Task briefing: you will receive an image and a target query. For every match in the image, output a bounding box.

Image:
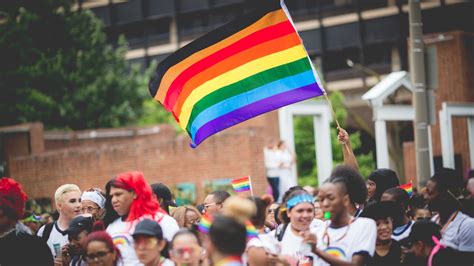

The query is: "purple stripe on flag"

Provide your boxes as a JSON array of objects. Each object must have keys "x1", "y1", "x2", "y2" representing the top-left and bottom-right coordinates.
[{"x1": 191, "y1": 83, "x2": 323, "y2": 147}]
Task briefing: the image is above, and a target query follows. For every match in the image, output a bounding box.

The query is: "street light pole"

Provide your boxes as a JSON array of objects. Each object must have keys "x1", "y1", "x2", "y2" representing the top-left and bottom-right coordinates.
[{"x1": 409, "y1": 0, "x2": 431, "y2": 187}]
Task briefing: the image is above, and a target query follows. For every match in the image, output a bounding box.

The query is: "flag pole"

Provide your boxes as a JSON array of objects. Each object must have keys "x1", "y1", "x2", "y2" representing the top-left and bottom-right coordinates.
[
  {"x1": 323, "y1": 92, "x2": 353, "y2": 155},
  {"x1": 248, "y1": 176, "x2": 254, "y2": 197}
]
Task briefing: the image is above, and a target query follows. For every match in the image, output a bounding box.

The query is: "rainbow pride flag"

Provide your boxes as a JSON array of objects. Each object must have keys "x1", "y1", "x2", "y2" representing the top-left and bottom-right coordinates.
[
  {"x1": 198, "y1": 213, "x2": 213, "y2": 233},
  {"x1": 148, "y1": 0, "x2": 325, "y2": 147},
  {"x1": 245, "y1": 220, "x2": 258, "y2": 239},
  {"x1": 399, "y1": 182, "x2": 413, "y2": 196},
  {"x1": 231, "y1": 176, "x2": 251, "y2": 193}
]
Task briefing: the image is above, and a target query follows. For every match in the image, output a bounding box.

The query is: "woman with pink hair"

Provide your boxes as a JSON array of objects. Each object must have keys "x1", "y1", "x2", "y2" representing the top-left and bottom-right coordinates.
[{"x1": 104, "y1": 171, "x2": 179, "y2": 265}]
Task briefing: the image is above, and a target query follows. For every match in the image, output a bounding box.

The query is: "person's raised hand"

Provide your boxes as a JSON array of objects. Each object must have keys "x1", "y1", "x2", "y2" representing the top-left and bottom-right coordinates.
[{"x1": 337, "y1": 127, "x2": 349, "y2": 145}]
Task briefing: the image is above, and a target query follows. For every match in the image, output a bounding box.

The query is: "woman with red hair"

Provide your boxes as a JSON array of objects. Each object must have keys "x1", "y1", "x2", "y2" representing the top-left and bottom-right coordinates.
[
  {"x1": 104, "y1": 171, "x2": 179, "y2": 265},
  {"x1": 84, "y1": 231, "x2": 122, "y2": 266}
]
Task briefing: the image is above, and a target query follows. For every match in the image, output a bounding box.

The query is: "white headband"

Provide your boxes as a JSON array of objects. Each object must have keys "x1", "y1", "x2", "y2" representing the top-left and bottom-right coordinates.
[{"x1": 81, "y1": 191, "x2": 106, "y2": 209}]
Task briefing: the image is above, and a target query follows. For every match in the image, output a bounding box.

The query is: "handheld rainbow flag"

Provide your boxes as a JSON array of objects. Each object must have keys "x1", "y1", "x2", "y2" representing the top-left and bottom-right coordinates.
[
  {"x1": 245, "y1": 220, "x2": 258, "y2": 239},
  {"x1": 231, "y1": 176, "x2": 252, "y2": 193},
  {"x1": 148, "y1": 0, "x2": 325, "y2": 147},
  {"x1": 399, "y1": 182, "x2": 413, "y2": 196},
  {"x1": 198, "y1": 213, "x2": 213, "y2": 233}
]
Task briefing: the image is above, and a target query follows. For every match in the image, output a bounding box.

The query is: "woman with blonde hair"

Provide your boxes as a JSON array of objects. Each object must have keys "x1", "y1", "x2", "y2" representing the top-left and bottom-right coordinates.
[{"x1": 171, "y1": 205, "x2": 202, "y2": 228}]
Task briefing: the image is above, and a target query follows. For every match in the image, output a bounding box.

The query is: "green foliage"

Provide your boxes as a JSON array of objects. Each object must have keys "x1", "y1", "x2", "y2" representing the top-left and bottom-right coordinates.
[
  {"x1": 296, "y1": 91, "x2": 375, "y2": 187},
  {"x1": 0, "y1": 0, "x2": 149, "y2": 129},
  {"x1": 136, "y1": 61, "x2": 175, "y2": 127}
]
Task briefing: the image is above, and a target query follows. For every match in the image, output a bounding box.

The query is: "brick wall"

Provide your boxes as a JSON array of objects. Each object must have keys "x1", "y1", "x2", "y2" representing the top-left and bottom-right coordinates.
[
  {"x1": 404, "y1": 31, "x2": 474, "y2": 180},
  {"x1": 44, "y1": 124, "x2": 176, "y2": 151},
  {"x1": 9, "y1": 126, "x2": 271, "y2": 204},
  {"x1": 428, "y1": 31, "x2": 474, "y2": 173}
]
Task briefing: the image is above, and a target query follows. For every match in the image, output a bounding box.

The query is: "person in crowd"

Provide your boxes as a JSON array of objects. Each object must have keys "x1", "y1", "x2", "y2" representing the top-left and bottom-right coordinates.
[
  {"x1": 202, "y1": 190, "x2": 230, "y2": 215},
  {"x1": 381, "y1": 187, "x2": 413, "y2": 241},
  {"x1": 273, "y1": 189, "x2": 316, "y2": 264},
  {"x1": 80, "y1": 187, "x2": 106, "y2": 222},
  {"x1": 467, "y1": 176, "x2": 474, "y2": 197},
  {"x1": 22, "y1": 211, "x2": 43, "y2": 235},
  {"x1": 170, "y1": 228, "x2": 206, "y2": 266},
  {"x1": 361, "y1": 201, "x2": 403, "y2": 265},
  {"x1": 38, "y1": 184, "x2": 81, "y2": 259},
  {"x1": 265, "y1": 202, "x2": 280, "y2": 231},
  {"x1": 104, "y1": 171, "x2": 179, "y2": 265},
  {"x1": 366, "y1": 169, "x2": 400, "y2": 203},
  {"x1": 152, "y1": 183, "x2": 178, "y2": 214},
  {"x1": 277, "y1": 140, "x2": 297, "y2": 202},
  {"x1": 328, "y1": 165, "x2": 368, "y2": 217},
  {"x1": 246, "y1": 195, "x2": 273, "y2": 265},
  {"x1": 61, "y1": 215, "x2": 94, "y2": 266},
  {"x1": 204, "y1": 215, "x2": 247, "y2": 266},
  {"x1": 462, "y1": 176, "x2": 474, "y2": 217},
  {"x1": 171, "y1": 205, "x2": 202, "y2": 228},
  {"x1": 83, "y1": 231, "x2": 122, "y2": 266},
  {"x1": 273, "y1": 186, "x2": 304, "y2": 237},
  {"x1": 132, "y1": 219, "x2": 174, "y2": 266},
  {"x1": 0, "y1": 178, "x2": 54, "y2": 266},
  {"x1": 313, "y1": 198, "x2": 324, "y2": 220},
  {"x1": 423, "y1": 170, "x2": 474, "y2": 257},
  {"x1": 400, "y1": 220, "x2": 471, "y2": 266},
  {"x1": 310, "y1": 165, "x2": 377, "y2": 266},
  {"x1": 408, "y1": 194, "x2": 432, "y2": 221},
  {"x1": 264, "y1": 138, "x2": 281, "y2": 203}
]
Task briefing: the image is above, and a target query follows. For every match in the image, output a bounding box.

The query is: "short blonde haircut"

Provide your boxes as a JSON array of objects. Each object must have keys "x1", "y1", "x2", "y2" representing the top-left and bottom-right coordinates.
[
  {"x1": 223, "y1": 196, "x2": 256, "y2": 224},
  {"x1": 54, "y1": 184, "x2": 81, "y2": 208}
]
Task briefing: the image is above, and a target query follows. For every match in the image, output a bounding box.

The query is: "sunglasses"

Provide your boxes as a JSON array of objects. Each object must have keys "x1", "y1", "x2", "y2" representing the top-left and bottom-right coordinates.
[{"x1": 86, "y1": 251, "x2": 110, "y2": 261}]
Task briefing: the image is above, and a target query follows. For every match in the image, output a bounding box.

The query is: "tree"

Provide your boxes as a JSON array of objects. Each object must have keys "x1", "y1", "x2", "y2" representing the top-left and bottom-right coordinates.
[
  {"x1": 295, "y1": 91, "x2": 375, "y2": 187},
  {"x1": 0, "y1": 0, "x2": 148, "y2": 129}
]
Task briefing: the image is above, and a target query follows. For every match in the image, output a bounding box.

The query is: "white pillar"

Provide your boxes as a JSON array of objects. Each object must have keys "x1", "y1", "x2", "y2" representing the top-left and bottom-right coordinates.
[
  {"x1": 468, "y1": 117, "x2": 474, "y2": 168},
  {"x1": 314, "y1": 112, "x2": 333, "y2": 185},
  {"x1": 439, "y1": 105, "x2": 454, "y2": 168},
  {"x1": 375, "y1": 119, "x2": 390, "y2": 168}
]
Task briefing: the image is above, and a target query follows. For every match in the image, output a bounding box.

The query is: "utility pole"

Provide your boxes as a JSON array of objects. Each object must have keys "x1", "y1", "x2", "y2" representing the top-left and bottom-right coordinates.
[{"x1": 409, "y1": 0, "x2": 431, "y2": 187}]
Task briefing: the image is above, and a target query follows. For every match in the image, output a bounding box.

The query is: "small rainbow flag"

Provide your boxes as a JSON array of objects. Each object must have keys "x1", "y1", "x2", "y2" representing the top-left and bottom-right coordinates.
[
  {"x1": 399, "y1": 182, "x2": 413, "y2": 196},
  {"x1": 231, "y1": 176, "x2": 251, "y2": 193},
  {"x1": 245, "y1": 220, "x2": 258, "y2": 239},
  {"x1": 148, "y1": 0, "x2": 325, "y2": 147},
  {"x1": 198, "y1": 213, "x2": 213, "y2": 233}
]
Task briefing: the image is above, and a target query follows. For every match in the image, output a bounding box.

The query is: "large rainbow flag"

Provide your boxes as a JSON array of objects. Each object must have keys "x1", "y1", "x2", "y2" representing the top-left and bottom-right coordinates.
[{"x1": 149, "y1": 0, "x2": 325, "y2": 147}]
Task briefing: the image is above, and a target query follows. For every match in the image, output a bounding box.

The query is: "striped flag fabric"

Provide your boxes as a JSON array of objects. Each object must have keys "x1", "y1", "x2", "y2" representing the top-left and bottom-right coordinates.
[
  {"x1": 231, "y1": 176, "x2": 251, "y2": 193},
  {"x1": 148, "y1": 0, "x2": 325, "y2": 147},
  {"x1": 399, "y1": 182, "x2": 413, "y2": 196}
]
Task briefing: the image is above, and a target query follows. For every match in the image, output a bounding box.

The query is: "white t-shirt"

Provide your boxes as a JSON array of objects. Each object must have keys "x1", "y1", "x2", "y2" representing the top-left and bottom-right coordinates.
[
  {"x1": 161, "y1": 258, "x2": 174, "y2": 266},
  {"x1": 37, "y1": 222, "x2": 69, "y2": 257},
  {"x1": 441, "y1": 211, "x2": 474, "y2": 252},
  {"x1": 392, "y1": 220, "x2": 413, "y2": 241},
  {"x1": 310, "y1": 219, "x2": 324, "y2": 230},
  {"x1": 312, "y1": 217, "x2": 376, "y2": 266},
  {"x1": 278, "y1": 223, "x2": 317, "y2": 264},
  {"x1": 106, "y1": 212, "x2": 179, "y2": 265},
  {"x1": 264, "y1": 148, "x2": 280, "y2": 178}
]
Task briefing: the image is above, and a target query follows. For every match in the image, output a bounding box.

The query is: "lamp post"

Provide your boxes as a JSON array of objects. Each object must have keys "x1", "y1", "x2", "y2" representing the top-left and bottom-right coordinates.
[{"x1": 409, "y1": 0, "x2": 431, "y2": 187}]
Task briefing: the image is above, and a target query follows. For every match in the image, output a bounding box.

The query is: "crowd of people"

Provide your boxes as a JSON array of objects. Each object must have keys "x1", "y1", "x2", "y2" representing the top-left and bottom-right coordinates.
[{"x1": 1, "y1": 129, "x2": 473, "y2": 266}]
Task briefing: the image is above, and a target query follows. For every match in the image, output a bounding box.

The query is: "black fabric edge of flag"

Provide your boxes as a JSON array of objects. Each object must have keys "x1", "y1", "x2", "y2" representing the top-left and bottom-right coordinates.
[{"x1": 148, "y1": 0, "x2": 282, "y2": 98}]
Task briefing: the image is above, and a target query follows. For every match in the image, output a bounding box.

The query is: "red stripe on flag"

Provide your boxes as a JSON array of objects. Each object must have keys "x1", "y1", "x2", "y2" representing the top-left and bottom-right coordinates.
[{"x1": 163, "y1": 20, "x2": 295, "y2": 111}]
